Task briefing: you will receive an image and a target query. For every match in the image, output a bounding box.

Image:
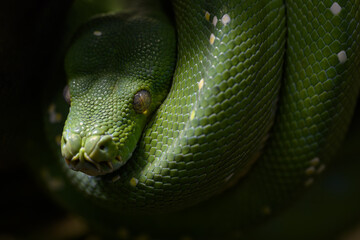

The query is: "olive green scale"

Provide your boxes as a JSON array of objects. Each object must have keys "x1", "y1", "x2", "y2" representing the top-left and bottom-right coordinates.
[{"x1": 44, "y1": 0, "x2": 360, "y2": 236}]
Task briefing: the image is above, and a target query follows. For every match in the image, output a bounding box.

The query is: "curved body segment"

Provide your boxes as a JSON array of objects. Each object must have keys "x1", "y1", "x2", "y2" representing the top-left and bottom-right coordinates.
[{"x1": 39, "y1": 0, "x2": 360, "y2": 237}]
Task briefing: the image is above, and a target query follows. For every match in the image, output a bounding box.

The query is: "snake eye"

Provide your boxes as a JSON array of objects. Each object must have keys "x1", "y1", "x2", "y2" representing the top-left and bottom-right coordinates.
[
  {"x1": 133, "y1": 90, "x2": 151, "y2": 114},
  {"x1": 63, "y1": 85, "x2": 71, "y2": 105}
]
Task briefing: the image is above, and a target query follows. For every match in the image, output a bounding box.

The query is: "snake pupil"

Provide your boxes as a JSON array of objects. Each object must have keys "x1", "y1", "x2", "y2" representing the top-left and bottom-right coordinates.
[{"x1": 133, "y1": 90, "x2": 151, "y2": 113}]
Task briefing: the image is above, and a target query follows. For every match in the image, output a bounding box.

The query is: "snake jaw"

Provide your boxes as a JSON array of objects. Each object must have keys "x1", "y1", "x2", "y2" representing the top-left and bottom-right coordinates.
[
  {"x1": 83, "y1": 151, "x2": 101, "y2": 170},
  {"x1": 65, "y1": 152, "x2": 121, "y2": 176}
]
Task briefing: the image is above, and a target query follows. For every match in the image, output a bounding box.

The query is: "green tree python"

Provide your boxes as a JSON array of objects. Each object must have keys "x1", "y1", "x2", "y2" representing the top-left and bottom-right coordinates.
[{"x1": 38, "y1": 0, "x2": 360, "y2": 238}]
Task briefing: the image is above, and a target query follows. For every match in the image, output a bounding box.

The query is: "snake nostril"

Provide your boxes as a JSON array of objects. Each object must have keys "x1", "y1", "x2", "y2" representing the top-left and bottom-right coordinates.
[
  {"x1": 83, "y1": 135, "x2": 118, "y2": 166},
  {"x1": 61, "y1": 132, "x2": 81, "y2": 158}
]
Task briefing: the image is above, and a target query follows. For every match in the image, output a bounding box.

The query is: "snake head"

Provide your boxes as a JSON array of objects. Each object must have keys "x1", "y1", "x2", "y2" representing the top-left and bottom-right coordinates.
[
  {"x1": 60, "y1": 74, "x2": 153, "y2": 176},
  {"x1": 60, "y1": 14, "x2": 176, "y2": 176},
  {"x1": 60, "y1": 77, "x2": 163, "y2": 176}
]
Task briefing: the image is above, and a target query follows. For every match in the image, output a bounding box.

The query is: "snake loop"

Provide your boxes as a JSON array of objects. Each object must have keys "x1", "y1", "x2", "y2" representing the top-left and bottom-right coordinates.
[{"x1": 41, "y1": 0, "x2": 360, "y2": 237}]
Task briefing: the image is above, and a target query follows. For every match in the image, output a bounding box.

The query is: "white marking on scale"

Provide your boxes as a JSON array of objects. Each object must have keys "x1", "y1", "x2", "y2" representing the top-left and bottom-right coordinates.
[
  {"x1": 209, "y1": 33, "x2": 215, "y2": 45},
  {"x1": 93, "y1": 30, "x2": 102, "y2": 36},
  {"x1": 205, "y1": 11, "x2": 210, "y2": 21},
  {"x1": 221, "y1": 14, "x2": 231, "y2": 26},
  {"x1": 337, "y1": 50, "x2": 347, "y2": 63},
  {"x1": 190, "y1": 110, "x2": 195, "y2": 120},
  {"x1": 212, "y1": 16, "x2": 218, "y2": 26},
  {"x1": 198, "y1": 78, "x2": 204, "y2": 90},
  {"x1": 310, "y1": 157, "x2": 320, "y2": 166},
  {"x1": 130, "y1": 177, "x2": 138, "y2": 186},
  {"x1": 330, "y1": 2, "x2": 342, "y2": 16}
]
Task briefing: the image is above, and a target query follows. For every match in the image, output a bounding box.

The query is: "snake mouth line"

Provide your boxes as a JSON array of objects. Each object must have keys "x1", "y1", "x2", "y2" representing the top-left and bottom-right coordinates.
[{"x1": 65, "y1": 153, "x2": 122, "y2": 176}]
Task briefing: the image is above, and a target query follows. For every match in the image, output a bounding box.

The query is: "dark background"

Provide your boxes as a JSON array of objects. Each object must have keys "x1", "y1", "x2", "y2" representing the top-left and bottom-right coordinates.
[{"x1": 0, "y1": 1, "x2": 79, "y2": 239}]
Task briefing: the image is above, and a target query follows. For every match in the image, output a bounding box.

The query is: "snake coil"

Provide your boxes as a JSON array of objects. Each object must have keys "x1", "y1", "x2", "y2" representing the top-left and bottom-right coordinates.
[{"x1": 41, "y1": 0, "x2": 360, "y2": 237}]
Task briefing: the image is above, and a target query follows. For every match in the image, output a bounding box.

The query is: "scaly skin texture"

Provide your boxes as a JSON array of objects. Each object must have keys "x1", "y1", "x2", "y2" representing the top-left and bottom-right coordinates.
[
  {"x1": 62, "y1": 0, "x2": 286, "y2": 213},
  {"x1": 40, "y1": 0, "x2": 360, "y2": 238},
  {"x1": 61, "y1": 13, "x2": 176, "y2": 175}
]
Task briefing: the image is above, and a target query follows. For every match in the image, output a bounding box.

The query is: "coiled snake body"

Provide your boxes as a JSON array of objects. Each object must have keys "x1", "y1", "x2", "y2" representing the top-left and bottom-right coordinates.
[{"x1": 41, "y1": 0, "x2": 360, "y2": 238}]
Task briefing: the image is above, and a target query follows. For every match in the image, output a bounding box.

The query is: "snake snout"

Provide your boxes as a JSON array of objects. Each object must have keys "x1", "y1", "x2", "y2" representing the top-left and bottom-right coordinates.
[
  {"x1": 61, "y1": 132, "x2": 81, "y2": 160},
  {"x1": 61, "y1": 132, "x2": 123, "y2": 176}
]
